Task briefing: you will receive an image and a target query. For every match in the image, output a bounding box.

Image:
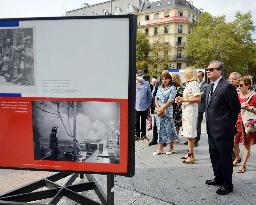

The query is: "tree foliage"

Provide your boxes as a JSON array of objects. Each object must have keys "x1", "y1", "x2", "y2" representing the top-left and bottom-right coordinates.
[
  {"x1": 185, "y1": 12, "x2": 256, "y2": 77},
  {"x1": 136, "y1": 33, "x2": 172, "y2": 75},
  {"x1": 136, "y1": 32, "x2": 150, "y2": 71},
  {"x1": 148, "y1": 38, "x2": 171, "y2": 75}
]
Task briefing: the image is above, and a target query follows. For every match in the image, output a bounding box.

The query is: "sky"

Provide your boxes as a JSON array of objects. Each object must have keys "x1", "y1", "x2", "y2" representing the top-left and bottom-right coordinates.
[
  {"x1": 0, "y1": 0, "x2": 255, "y2": 36},
  {"x1": 0, "y1": 0, "x2": 255, "y2": 22}
]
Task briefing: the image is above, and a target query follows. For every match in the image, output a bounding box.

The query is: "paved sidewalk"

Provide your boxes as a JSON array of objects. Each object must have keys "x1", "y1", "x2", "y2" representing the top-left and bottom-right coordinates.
[{"x1": 1, "y1": 119, "x2": 256, "y2": 204}]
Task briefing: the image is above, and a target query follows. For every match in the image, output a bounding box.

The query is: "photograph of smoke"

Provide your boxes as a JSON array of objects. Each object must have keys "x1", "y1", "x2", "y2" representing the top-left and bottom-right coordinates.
[{"x1": 32, "y1": 101, "x2": 120, "y2": 164}]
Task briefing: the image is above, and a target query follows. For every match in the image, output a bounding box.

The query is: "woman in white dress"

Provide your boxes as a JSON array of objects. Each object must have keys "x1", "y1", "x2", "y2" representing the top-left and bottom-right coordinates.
[{"x1": 176, "y1": 67, "x2": 201, "y2": 164}]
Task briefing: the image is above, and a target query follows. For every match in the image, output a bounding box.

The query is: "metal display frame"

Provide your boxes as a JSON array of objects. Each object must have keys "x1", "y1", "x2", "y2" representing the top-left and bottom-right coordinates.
[
  {"x1": 0, "y1": 172, "x2": 114, "y2": 205},
  {"x1": 0, "y1": 14, "x2": 137, "y2": 204}
]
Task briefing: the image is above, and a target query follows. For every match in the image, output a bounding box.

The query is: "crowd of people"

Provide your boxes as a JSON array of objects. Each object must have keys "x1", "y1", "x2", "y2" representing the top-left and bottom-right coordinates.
[
  {"x1": 0, "y1": 30, "x2": 34, "y2": 85},
  {"x1": 135, "y1": 61, "x2": 256, "y2": 195}
]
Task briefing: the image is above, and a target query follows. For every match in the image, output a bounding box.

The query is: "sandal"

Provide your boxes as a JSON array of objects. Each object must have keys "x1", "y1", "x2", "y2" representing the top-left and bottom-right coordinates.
[
  {"x1": 166, "y1": 149, "x2": 175, "y2": 155},
  {"x1": 153, "y1": 149, "x2": 164, "y2": 156},
  {"x1": 142, "y1": 136, "x2": 149, "y2": 141},
  {"x1": 233, "y1": 158, "x2": 241, "y2": 166},
  {"x1": 181, "y1": 154, "x2": 188, "y2": 160},
  {"x1": 181, "y1": 150, "x2": 189, "y2": 159},
  {"x1": 182, "y1": 153, "x2": 195, "y2": 164},
  {"x1": 237, "y1": 165, "x2": 246, "y2": 173}
]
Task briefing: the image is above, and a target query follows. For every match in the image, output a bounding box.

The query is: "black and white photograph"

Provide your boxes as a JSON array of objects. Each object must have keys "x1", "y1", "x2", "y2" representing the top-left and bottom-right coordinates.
[
  {"x1": 0, "y1": 28, "x2": 35, "y2": 86},
  {"x1": 32, "y1": 101, "x2": 120, "y2": 164}
]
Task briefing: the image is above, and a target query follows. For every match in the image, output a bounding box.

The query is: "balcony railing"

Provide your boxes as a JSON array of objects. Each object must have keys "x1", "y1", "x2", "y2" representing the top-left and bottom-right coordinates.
[
  {"x1": 176, "y1": 42, "x2": 185, "y2": 47},
  {"x1": 168, "y1": 55, "x2": 187, "y2": 62},
  {"x1": 140, "y1": 16, "x2": 188, "y2": 26}
]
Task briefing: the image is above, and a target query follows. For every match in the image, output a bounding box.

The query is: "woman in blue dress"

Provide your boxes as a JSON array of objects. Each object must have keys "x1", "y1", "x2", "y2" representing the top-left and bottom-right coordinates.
[{"x1": 153, "y1": 72, "x2": 178, "y2": 155}]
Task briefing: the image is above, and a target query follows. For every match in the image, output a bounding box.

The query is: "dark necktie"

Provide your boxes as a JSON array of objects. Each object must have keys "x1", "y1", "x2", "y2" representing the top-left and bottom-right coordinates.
[
  {"x1": 208, "y1": 83, "x2": 214, "y2": 104},
  {"x1": 210, "y1": 83, "x2": 214, "y2": 96}
]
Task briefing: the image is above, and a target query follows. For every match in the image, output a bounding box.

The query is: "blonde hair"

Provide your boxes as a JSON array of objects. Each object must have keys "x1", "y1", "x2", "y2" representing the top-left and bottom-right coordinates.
[
  {"x1": 239, "y1": 75, "x2": 253, "y2": 89},
  {"x1": 171, "y1": 73, "x2": 181, "y2": 87},
  {"x1": 184, "y1": 67, "x2": 197, "y2": 82}
]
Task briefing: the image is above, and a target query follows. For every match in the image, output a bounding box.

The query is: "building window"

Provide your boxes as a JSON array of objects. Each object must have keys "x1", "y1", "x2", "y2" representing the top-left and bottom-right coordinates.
[
  {"x1": 164, "y1": 11, "x2": 169, "y2": 17},
  {"x1": 177, "y1": 37, "x2": 182, "y2": 45},
  {"x1": 192, "y1": 15, "x2": 196, "y2": 23},
  {"x1": 154, "y1": 13, "x2": 159, "y2": 20},
  {"x1": 145, "y1": 28, "x2": 149, "y2": 36},
  {"x1": 145, "y1": 15, "x2": 149, "y2": 20},
  {"x1": 178, "y1": 25, "x2": 183, "y2": 33},
  {"x1": 178, "y1": 11, "x2": 183, "y2": 16},
  {"x1": 177, "y1": 63, "x2": 182, "y2": 70},
  {"x1": 154, "y1": 27, "x2": 158, "y2": 35},
  {"x1": 177, "y1": 50, "x2": 182, "y2": 59},
  {"x1": 164, "y1": 26, "x2": 168, "y2": 34}
]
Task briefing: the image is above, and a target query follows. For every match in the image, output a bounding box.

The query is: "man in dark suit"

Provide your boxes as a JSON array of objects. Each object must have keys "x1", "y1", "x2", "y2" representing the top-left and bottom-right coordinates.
[
  {"x1": 194, "y1": 71, "x2": 208, "y2": 147},
  {"x1": 205, "y1": 61, "x2": 240, "y2": 195}
]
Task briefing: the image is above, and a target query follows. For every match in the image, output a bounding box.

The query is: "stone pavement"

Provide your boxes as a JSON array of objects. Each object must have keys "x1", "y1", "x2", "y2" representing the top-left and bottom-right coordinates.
[{"x1": 1, "y1": 119, "x2": 256, "y2": 204}]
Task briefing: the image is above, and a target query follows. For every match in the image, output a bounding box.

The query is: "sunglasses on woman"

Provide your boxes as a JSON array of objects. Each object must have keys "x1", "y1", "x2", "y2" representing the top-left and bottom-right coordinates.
[{"x1": 239, "y1": 84, "x2": 247, "y2": 87}]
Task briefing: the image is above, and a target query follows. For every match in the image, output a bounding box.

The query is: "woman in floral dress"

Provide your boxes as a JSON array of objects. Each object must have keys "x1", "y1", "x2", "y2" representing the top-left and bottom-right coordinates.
[{"x1": 153, "y1": 72, "x2": 178, "y2": 155}]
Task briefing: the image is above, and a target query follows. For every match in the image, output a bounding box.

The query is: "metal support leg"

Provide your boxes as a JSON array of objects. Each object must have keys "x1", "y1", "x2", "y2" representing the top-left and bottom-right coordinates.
[
  {"x1": 107, "y1": 174, "x2": 114, "y2": 205},
  {"x1": 0, "y1": 172, "x2": 115, "y2": 205}
]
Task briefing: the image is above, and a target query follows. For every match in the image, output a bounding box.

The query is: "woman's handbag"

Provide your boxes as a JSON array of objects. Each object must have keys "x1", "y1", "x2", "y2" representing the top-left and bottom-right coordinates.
[
  {"x1": 146, "y1": 113, "x2": 152, "y2": 131},
  {"x1": 241, "y1": 93, "x2": 256, "y2": 134}
]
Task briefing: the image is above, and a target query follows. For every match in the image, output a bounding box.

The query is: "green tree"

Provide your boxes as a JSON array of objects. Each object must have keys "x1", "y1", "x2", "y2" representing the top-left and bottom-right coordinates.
[
  {"x1": 148, "y1": 38, "x2": 171, "y2": 75},
  {"x1": 136, "y1": 32, "x2": 150, "y2": 71},
  {"x1": 185, "y1": 12, "x2": 256, "y2": 77},
  {"x1": 233, "y1": 12, "x2": 256, "y2": 77}
]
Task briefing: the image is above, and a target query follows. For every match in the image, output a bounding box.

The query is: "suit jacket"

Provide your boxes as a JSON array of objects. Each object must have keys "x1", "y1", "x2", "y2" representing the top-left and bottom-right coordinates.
[
  {"x1": 198, "y1": 81, "x2": 208, "y2": 113},
  {"x1": 205, "y1": 78, "x2": 240, "y2": 139}
]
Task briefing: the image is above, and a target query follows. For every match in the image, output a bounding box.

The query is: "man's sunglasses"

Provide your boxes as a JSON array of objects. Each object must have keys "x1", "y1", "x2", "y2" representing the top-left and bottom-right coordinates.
[{"x1": 206, "y1": 68, "x2": 219, "y2": 72}]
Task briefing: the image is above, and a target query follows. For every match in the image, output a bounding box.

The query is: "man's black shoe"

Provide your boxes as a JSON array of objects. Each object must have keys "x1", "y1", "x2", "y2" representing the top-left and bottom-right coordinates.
[
  {"x1": 194, "y1": 141, "x2": 199, "y2": 147},
  {"x1": 163, "y1": 143, "x2": 167, "y2": 147},
  {"x1": 149, "y1": 141, "x2": 157, "y2": 146},
  {"x1": 205, "y1": 179, "x2": 223, "y2": 186},
  {"x1": 184, "y1": 141, "x2": 188, "y2": 145},
  {"x1": 216, "y1": 186, "x2": 233, "y2": 195}
]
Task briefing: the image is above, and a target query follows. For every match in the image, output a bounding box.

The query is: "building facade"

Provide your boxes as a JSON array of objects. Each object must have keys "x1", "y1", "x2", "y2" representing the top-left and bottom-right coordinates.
[
  {"x1": 66, "y1": 0, "x2": 202, "y2": 74},
  {"x1": 65, "y1": 0, "x2": 141, "y2": 16}
]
